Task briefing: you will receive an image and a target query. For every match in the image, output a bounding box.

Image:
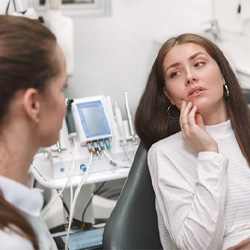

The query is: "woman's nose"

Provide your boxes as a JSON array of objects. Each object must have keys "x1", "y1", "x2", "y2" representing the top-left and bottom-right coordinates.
[
  {"x1": 186, "y1": 70, "x2": 198, "y2": 85},
  {"x1": 186, "y1": 78, "x2": 197, "y2": 84}
]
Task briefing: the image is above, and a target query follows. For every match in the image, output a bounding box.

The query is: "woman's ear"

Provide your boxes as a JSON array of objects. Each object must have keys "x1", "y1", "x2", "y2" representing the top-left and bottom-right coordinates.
[
  {"x1": 22, "y1": 88, "x2": 40, "y2": 125},
  {"x1": 221, "y1": 74, "x2": 226, "y2": 85},
  {"x1": 163, "y1": 86, "x2": 175, "y2": 105},
  {"x1": 222, "y1": 76, "x2": 226, "y2": 85}
]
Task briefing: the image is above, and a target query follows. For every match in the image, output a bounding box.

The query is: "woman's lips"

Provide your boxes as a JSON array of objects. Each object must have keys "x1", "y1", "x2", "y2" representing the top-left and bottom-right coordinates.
[{"x1": 188, "y1": 87, "x2": 205, "y2": 96}]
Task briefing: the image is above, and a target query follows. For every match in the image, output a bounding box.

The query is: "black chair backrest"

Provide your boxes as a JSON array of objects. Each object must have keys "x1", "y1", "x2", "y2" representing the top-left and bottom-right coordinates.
[{"x1": 102, "y1": 143, "x2": 163, "y2": 250}]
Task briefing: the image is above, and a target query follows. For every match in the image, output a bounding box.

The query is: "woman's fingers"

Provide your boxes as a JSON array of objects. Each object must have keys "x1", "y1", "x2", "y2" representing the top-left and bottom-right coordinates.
[
  {"x1": 180, "y1": 101, "x2": 192, "y2": 127},
  {"x1": 179, "y1": 101, "x2": 218, "y2": 153},
  {"x1": 180, "y1": 100, "x2": 187, "y2": 125},
  {"x1": 195, "y1": 112, "x2": 205, "y2": 130},
  {"x1": 187, "y1": 105, "x2": 197, "y2": 129},
  {"x1": 181, "y1": 105, "x2": 197, "y2": 136}
]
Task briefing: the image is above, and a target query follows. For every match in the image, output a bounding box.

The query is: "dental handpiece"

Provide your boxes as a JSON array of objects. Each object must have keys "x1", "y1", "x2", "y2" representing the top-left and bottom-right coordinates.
[
  {"x1": 115, "y1": 101, "x2": 126, "y2": 145},
  {"x1": 124, "y1": 92, "x2": 135, "y2": 142},
  {"x1": 66, "y1": 99, "x2": 77, "y2": 139}
]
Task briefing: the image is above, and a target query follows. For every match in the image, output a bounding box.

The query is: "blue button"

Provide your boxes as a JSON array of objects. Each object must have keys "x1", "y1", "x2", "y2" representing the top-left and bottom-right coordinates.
[{"x1": 80, "y1": 164, "x2": 85, "y2": 170}]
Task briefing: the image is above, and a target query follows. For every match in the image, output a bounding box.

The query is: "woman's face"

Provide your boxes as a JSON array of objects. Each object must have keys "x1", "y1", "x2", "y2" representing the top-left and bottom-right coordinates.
[
  {"x1": 38, "y1": 44, "x2": 67, "y2": 147},
  {"x1": 163, "y1": 42, "x2": 227, "y2": 122}
]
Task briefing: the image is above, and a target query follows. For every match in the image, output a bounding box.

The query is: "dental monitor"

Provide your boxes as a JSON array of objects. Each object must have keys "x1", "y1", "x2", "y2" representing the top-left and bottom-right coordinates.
[{"x1": 72, "y1": 96, "x2": 112, "y2": 145}]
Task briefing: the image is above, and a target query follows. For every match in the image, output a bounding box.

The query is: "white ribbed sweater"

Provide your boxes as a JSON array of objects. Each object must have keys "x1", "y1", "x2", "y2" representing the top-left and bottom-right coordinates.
[{"x1": 148, "y1": 120, "x2": 250, "y2": 250}]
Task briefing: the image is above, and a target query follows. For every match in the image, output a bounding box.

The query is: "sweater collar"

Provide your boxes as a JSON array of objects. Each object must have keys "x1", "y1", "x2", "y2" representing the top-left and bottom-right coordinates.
[
  {"x1": 0, "y1": 176, "x2": 44, "y2": 217},
  {"x1": 205, "y1": 119, "x2": 232, "y2": 137}
]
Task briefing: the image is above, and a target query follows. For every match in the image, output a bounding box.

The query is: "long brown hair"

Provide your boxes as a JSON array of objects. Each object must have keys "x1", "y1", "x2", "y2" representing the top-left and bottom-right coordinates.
[
  {"x1": 135, "y1": 33, "x2": 250, "y2": 166},
  {"x1": 0, "y1": 15, "x2": 60, "y2": 249},
  {"x1": 0, "y1": 191, "x2": 39, "y2": 249}
]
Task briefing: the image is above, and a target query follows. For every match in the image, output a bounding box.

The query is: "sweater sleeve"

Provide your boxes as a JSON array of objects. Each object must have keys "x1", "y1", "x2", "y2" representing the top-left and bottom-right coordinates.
[{"x1": 148, "y1": 146, "x2": 229, "y2": 250}]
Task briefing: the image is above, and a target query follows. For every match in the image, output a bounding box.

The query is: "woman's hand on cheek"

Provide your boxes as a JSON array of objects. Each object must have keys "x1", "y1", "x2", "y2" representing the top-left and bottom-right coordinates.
[{"x1": 180, "y1": 101, "x2": 218, "y2": 153}]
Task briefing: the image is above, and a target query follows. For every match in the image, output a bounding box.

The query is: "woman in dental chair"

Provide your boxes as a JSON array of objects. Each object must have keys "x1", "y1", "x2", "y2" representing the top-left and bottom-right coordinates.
[
  {"x1": 0, "y1": 15, "x2": 67, "y2": 249},
  {"x1": 135, "y1": 33, "x2": 250, "y2": 250}
]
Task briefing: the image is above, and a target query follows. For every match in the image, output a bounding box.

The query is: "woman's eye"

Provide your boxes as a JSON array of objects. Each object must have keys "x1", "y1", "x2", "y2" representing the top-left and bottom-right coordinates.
[
  {"x1": 62, "y1": 84, "x2": 67, "y2": 93},
  {"x1": 195, "y1": 61, "x2": 205, "y2": 67},
  {"x1": 170, "y1": 71, "x2": 180, "y2": 78}
]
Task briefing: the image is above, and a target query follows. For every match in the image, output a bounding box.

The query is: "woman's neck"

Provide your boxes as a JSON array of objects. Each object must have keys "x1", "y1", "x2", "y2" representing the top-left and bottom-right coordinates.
[
  {"x1": 0, "y1": 124, "x2": 38, "y2": 185},
  {"x1": 201, "y1": 101, "x2": 229, "y2": 126}
]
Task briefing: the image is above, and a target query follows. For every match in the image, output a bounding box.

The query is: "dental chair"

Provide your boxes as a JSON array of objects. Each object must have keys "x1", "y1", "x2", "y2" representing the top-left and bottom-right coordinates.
[{"x1": 102, "y1": 143, "x2": 163, "y2": 250}]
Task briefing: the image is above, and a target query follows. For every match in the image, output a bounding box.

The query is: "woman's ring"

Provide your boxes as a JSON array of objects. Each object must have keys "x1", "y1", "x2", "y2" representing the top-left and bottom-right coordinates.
[{"x1": 183, "y1": 122, "x2": 188, "y2": 126}]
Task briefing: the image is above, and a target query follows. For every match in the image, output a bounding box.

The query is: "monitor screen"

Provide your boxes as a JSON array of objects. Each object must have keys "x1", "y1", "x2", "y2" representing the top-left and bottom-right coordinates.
[
  {"x1": 76, "y1": 100, "x2": 111, "y2": 139},
  {"x1": 81, "y1": 106, "x2": 107, "y2": 135}
]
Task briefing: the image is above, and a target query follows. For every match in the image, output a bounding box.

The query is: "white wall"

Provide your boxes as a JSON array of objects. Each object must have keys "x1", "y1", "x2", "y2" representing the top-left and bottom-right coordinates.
[
  {"x1": 0, "y1": 0, "x2": 213, "y2": 117},
  {"x1": 67, "y1": 0, "x2": 213, "y2": 117},
  {"x1": 0, "y1": 0, "x2": 28, "y2": 13},
  {"x1": 213, "y1": 0, "x2": 244, "y2": 33}
]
